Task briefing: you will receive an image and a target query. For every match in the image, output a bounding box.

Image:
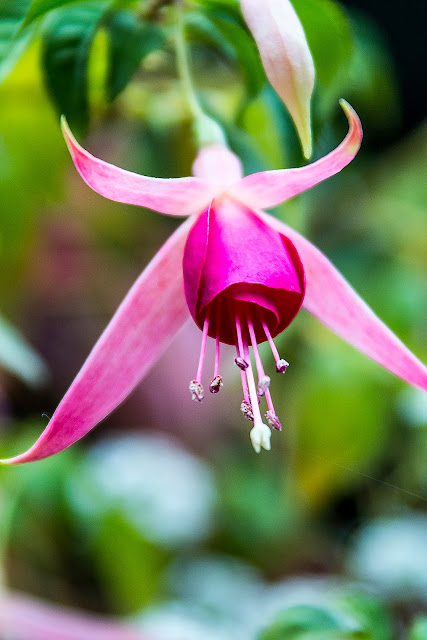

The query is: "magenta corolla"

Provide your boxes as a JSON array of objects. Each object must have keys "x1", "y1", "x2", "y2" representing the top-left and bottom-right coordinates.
[{"x1": 2, "y1": 101, "x2": 426, "y2": 460}]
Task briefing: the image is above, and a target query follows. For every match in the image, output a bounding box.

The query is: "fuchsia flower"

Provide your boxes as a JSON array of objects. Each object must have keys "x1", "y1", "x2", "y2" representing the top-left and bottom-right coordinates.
[{"x1": 2, "y1": 101, "x2": 426, "y2": 461}]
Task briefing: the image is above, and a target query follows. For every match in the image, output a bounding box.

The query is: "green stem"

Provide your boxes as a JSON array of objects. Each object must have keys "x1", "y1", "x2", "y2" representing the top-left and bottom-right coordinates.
[
  {"x1": 174, "y1": 1, "x2": 203, "y2": 119},
  {"x1": 174, "y1": 1, "x2": 226, "y2": 147}
]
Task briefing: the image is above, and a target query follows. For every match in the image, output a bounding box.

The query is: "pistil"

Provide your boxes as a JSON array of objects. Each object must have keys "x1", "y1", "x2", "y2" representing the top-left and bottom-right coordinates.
[
  {"x1": 262, "y1": 318, "x2": 289, "y2": 373},
  {"x1": 189, "y1": 307, "x2": 210, "y2": 401},
  {"x1": 243, "y1": 341, "x2": 271, "y2": 453}
]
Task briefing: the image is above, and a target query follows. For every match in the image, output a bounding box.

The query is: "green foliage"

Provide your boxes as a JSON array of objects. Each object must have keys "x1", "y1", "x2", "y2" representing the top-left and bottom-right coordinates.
[
  {"x1": 0, "y1": 314, "x2": 47, "y2": 387},
  {"x1": 105, "y1": 10, "x2": 165, "y2": 102},
  {"x1": 292, "y1": 0, "x2": 353, "y2": 116},
  {"x1": 198, "y1": 6, "x2": 265, "y2": 98},
  {"x1": 0, "y1": 0, "x2": 33, "y2": 82},
  {"x1": 21, "y1": 0, "x2": 91, "y2": 29},
  {"x1": 258, "y1": 594, "x2": 393, "y2": 640},
  {"x1": 40, "y1": 1, "x2": 111, "y2": 133},
  {"x1": 410, "y1": 617, "x2": 427, "y2": 640},
  {"x1": 93, "y1": 511, "x2": 169, "y2": 614}
]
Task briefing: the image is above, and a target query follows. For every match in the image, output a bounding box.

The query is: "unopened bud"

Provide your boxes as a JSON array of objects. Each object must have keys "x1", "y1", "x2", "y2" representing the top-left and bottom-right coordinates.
[
  {"x1": 241, "y1": 0, "x2": 314, "y2": 158},
  {"x1": 189, "y1": 380, "x2": 204, "y2": 402},
  {"x1": 257, "y1": 375, "x2": 271, "y2": 396},
  {"x1": 209, "y1": 375, "x2": 223, "y2": 394},
  {"x1": 240, "y1": 400, "x2": 254, "y2": 422},
  {"x1": 235, "y1": 357, "x2": 249, "y2": 371},
  {"x1": 276, "y1": 359, "x2": 289, "y2": 373},
  {"x1": 266, "y1": 410, "x2": 282, "y2": 431}
]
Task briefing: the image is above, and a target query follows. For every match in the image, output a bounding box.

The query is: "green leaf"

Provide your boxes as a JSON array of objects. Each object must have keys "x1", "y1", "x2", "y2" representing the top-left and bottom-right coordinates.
[
  {"x1": 40, "y1": 1, "x2": 111, "y2": 133},
  {"x1": 258, "y1": 605, "x2": 362, "y2": 640},
  {"x1": 21, "y1": 0, "x2": 91, "y2": 29},
  {"x1": 291, "y1": 0, "x2": 353, "y2": 114},
  {"x1": 336, "y1": 593, "x2": 393, "y2": 640},
  {"x1": 0, "y1": 314, "x2": 48, "y2": 387},
  {"x1": 0, "y1": 0, "x2": 33, "y2": 83},
  {"x1": 409, "y1": 617, "x2": 427, "y2": 640},
  {"x1": 105, "y1": 10, "x2": 165, "y2": 102},
  {"x1": 197, "y1": 6, "x2": 265, "y2": 98}
]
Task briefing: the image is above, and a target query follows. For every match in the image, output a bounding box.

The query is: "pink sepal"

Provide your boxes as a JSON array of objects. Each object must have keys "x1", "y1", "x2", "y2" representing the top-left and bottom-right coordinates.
[
  {"x1": 1, "y1": 220, "x2": 193, "y2": 464},
  {"x1": 260, "y1": 210, "x2": 427, "y2": 391},
  {"x1": 62, "y1": 117, "x2": 219, "y2": 216},
  {"x1": 1, "y1": 592, "x2": 151, "y2": 640},
  {"x1": 229, "y1": 101, "x2": 362, "y2": 210}
]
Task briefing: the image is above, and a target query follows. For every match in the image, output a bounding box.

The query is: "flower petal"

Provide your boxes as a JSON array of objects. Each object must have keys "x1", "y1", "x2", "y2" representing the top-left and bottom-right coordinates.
[
  {"x1": 62, "y1": 117, "x2": 219, "y2": 216},
  {"x1": 259, "y1": 210, "x2": 427, "y2": 391},
  {"x1": 229, "y1": 101, "x2": 362, "y2": 210},
  {"x1": 1, "y1": 592, "x2": 148, "y2": 640},
  {"x1": 241, "y1": 0, "x2": 314, "y2": 158},
  {"x1": 1, "y1": 220, "x2": 193, "y2": 465},
  {"x1": 183, "y1": 197, "x2": 305, "y2": 344}
]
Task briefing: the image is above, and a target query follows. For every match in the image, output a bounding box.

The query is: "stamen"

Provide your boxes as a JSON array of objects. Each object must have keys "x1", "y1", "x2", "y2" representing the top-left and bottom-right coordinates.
[
  {"x1": 247, "y1": 312, "x2": 270, "y2": 397},
  {"x1": 265, "y1": 409, "x2": 282, "y2": 431},
  {"x1": 189, "y1": 380, "x2": 204, "y2": 402},
  {"x1": 240, "y1": 400, "x2": 254, "y2": 421},
  {"x1": 209, "y1": 375, "x2": 223, "y2": 394},
  {"x1": 234, "y1": 356, "x2": 249, "y2": 370},
  {"x1": 189, "y1": 307, "x2": 210, "y2": 402},
  {"x1": 257, "y1": 376, "x2": 271, "y2": 396},
  {"x1": 261, "y1": 318, "x2": 289, "y2": 373},
  {"x1": 234, "y1": 306, "x2": 250, "y2": 402},
  {"x1": 210, "y1": 299, "x2": 223, "y2": 393}
]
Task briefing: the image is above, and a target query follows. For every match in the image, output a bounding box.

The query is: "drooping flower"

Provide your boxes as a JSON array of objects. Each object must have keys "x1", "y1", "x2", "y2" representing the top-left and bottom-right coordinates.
[
  {"x1": 241, "y1": 0, "x2": 315, "y2": 158},
  {"x1": 2, "y1": 101, "x2": 426, "y2": 462}
]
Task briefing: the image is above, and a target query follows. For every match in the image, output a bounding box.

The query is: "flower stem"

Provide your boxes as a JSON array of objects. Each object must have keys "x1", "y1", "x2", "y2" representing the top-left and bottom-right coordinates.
[
  {"x1": 175, "y1": 1, "x2": 202, "y2": 119},
  {"x1": 174, "y1": 1, "x2": 226, "y2": 147}
]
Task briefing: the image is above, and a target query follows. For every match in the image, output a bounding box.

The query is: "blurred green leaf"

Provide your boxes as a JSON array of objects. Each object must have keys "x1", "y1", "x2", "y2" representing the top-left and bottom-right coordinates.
[
  {"x1": 40, "y1": 1, "x2": 111, "y2": 133},
  {"x1": 336, "y1": 593, "x2": 393, "y2": 640},
  {"x1": 93, "y1": 511, "x2": 168, "y2": 614},
  {"x1": 196, "y1": 6, "x2": 265, "y2": 98},
  {"x1": 193, "y1": 0, "x2": 240, "y2": 12},
  {"x1": 258, "y1": 605, "x2": 363, "y2": 640},
  {"x1": 0, "y1": 0, "x2": 33, "y2": 83},
  {"x1": 21, "y1": 0, "x2": 92, "y2": 29},
  {"x1": 409, "y1": 617, "x2": 427, "y2": 640},
  {"x1": 105, "y1": 10, "x2": 165, "y2": 102},
  {"x1": 0, "y1": 313, "x2": 48, "y2": 387},
  {"x1": 292, "y1": 0, "x2": 353, "y2": 116},
  {"x1": 345, "y1": 13, "x2": 399, "y2": 133}
]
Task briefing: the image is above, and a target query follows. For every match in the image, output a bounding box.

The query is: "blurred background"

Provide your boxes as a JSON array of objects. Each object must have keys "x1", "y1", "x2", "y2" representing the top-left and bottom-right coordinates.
[{"x1": 0, "y1": 0, "x2": 426, "y2": 638}]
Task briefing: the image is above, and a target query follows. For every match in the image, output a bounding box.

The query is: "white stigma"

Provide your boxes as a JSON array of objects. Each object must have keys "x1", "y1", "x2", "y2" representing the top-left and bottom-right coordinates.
[{"x1": 250, "y1": 421, "x2": 271, "y2": 453}]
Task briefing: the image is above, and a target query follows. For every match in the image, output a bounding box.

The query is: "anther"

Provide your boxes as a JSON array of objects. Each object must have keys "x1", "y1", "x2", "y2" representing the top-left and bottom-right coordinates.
[
  {"x1": 240, "y1": 400, "x2": 254, "y2": 421},
  {"x1": 257, "y1": 375, "x2": 270, "y2": 397},
  {"x1": 235, "y1": 356, "x2": 249, "y2": 370},
  {"x1": 276, "y1": 359, "x2": 289, "y2": 373},
  {"x1": 189, "y1": 380, "x2": 204, "y2": 402},
  {"x1": 265, "y1": 410, "x2": 282, "y2": 431},
  {"x1": 209, "y1": 375, "x2": 223, "y2": 394}
]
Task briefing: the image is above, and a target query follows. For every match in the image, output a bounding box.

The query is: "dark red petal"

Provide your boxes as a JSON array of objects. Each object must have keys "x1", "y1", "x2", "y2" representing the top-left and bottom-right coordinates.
[{"x1": 183, "y1": 198, "x2": 305, "y2": 344}]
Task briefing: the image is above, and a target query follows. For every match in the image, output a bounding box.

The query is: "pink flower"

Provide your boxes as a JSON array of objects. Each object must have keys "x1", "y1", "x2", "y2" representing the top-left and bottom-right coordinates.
[
  {"x1": 2, "y1": 101, "x2": 426, "y2": 460},
  {"x1": 1, "y1": 591, "x2": 151, "y2": 640}
]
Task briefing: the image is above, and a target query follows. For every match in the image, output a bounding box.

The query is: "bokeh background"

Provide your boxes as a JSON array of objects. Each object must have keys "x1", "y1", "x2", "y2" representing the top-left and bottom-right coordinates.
[{"x1": 0, "y1": 0, "x2": 426, "y2": 638}]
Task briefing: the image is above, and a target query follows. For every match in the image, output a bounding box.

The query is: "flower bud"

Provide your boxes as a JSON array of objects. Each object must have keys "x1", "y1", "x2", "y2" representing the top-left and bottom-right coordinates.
[{"x1": 241, "y1": 0, "x2": 315, "y2": 158}]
